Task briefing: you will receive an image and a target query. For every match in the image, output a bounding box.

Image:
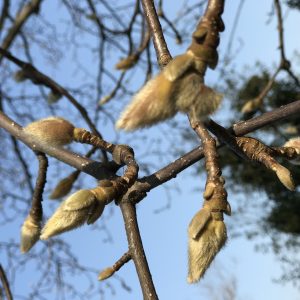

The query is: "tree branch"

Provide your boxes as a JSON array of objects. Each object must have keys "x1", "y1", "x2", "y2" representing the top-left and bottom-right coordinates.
[
  {"x1": 0, "y1": 0, "x2": 42, "y2": 63},
  {"x1": 0, "y1": 264, "x2": 13, "y2": 300},
  {"x1": 120, "y1": 201, "x2": 158, "y2": 300},
  {"x1": 0, "y1": 47, "x2": 108, "y2": 162},
  {"x1": 140, "y1": 0, "x2": 172, "y2": 67},
  {"x1": 1, "y1": 98, "x2": 300, "y2": 196},
  {"x1": 0, "y1": 111, "x2": 118, "y2": 179}
]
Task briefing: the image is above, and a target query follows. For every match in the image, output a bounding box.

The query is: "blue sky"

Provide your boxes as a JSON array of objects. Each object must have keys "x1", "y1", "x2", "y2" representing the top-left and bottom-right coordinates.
[{"x1": 1, "y1": 0, "x2": 300, "y2": 299}]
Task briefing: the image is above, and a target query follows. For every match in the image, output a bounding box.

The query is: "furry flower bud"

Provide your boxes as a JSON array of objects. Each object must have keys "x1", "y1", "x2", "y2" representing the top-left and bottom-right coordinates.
[
  {"x1": 50, "y1": 172, "x2": 79, "y2": 199},
  {"x1": 40, "y1": 189, "x2": 98, "y2": 239},
  {"x1": 116, "y1": 52, "x2": 222, "y2": 131},
  {"x1": 23, "y1": 117, "x2": 75, "y2": 146},
  {"x1": 188, "y1": 211, "x2": 227, "y2": 283},
  {"x1": 284, "y1": 137, "x2": 300, "y2": 165},
  {"x1": 20, "y1": 214, "x2": 41, "y2": 253}
]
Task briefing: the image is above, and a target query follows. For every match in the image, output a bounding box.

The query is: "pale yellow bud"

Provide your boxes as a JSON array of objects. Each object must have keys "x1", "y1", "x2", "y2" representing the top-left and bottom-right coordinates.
[
  {"x1": 47, "y1": 91, "x2": 62, "y2": 104},
  {"x1": 49, "y1": 172, "x2": 78, "y2": 199},
  {"x1": 23, "y1": 117, "x2": 75, "y2": 146},
  {"x1": 98, "y1": 267, "x2": 114, "y2": 281},
  {"x1": 116, "y1": 52, "x2": 222, "y2": 131},
  {"x1": 274, "y1": 164, "x2": 295, "y2": 191},
  {"x1": 284, "y1": 137, "x2": 300, "y2": 165},
  {"x1": 115, "y1": 54, "x2": 138, "y2": 71},
  {"x1": 20, "y1": 214, "x2": 41, "y2": 253},
  {"x1": 188, "y1": 212, "x2": 227, "y2": 283},
  {"x1": 14, "y1": 70, "x2": 27, "y2": 82},
  {"x1": 241, "y1": 98, "x2": 262, "y2": 115},
  {"x1": 40, "y1": 189, "x2": 97, "y2": 239}
]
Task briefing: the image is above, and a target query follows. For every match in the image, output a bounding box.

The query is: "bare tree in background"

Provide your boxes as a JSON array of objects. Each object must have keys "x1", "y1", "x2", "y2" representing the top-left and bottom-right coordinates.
[{"x1": 0, "y1": 0, "x2": 300, "y2": 299}]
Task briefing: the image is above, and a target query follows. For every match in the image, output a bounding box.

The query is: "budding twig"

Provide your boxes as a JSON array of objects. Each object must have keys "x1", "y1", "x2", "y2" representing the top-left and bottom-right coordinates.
[
  {"x1": 21, "y1": 152, "x2": 48, "y2": 253},
  {"x1": 98, "y1": 251, "x2": 132, "y2": 281},
  {"x1": 0, "y1": 264, "x2": 13, "y2": 300},
  {"x1": 236, "y1": 136, "x2": 295, "y2": 191},
  {"x1": 188, "y1": 118, "x2": 230, "y2": 283}
]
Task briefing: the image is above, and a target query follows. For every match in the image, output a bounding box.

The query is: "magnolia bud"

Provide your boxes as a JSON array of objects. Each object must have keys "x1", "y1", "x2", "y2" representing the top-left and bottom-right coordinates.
[
  {"x1": 115, "y1": 54, "x2": 138, "y2": 71},
  {"x1": 116, "y1": 52, "x2": 222, "y2": 131},
  {"x1": 40, "y1": 189, "x2": 97, "y2": 239},
  {"x1": 23, "y1": 117, "x2": 75, "y2": 146},
  {"x1": 20, "y1": 214, "x2": 41, "y2": 253},
  {"x1": 187, "y1": 211, "x2": 227, "y2": 283},
  {"x1": 50, "y1": 172, "x2": 78, "y2": 199},
  {"x1": 98, "y1": 267, "x2": 115, "y2": 281},
  {"x1": 47, "y1": 91, "x2": 62, "y2": 104},
  {"x1": 274, "y1": 164, "x2": 295, "y2": 191},
  {"x1": 14, "y1": 70, "x2": 27, "y2": 82},
  {"x1": 283, "y1": 137, "x2": 300, "y2": 165}
]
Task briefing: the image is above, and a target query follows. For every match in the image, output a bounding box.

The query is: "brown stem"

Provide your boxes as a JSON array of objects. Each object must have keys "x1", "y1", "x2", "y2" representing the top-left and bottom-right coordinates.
[
  {"x1": 98, "y1": 251, "x2": 132, "y2": 281},
  {"x1": 73, "y1": 129, "x2": 139, "y2": 186},
  {"x1": 2, "y1": 97, "x2": 300, "y2": 198},
  {"x1": 120, "y1": 201, "x2": 158, "y2": 300},
  {"x1": 188, "y1": 0, "x2": 225, "y2": 69},
  {"x1": 190, "y1": 119, "x2": 230, "y2": 213},
  {"x1": 0, "y1": 111, "x2": 118, "y2": 179},
  {"x1": 0, "y1": 264, "x2": 13, "y2": 300},
  {"x1": 274, "y1": 0, "x2": 287, "y2": 63},
  {"x1": 233, "y1": 99, "x2": 300, "y2": 136},
  {"x1": 0, "y1": 0, "x2": 42, "y2": 64},
  {"x1": 0, "y1": 47, "x2": 108, "y2": 162},
  {"x1": 140, "y1": 0, "x2": 172, "y2": 67},
  {"x1": 30, "y1": 152, "x2": 48, "y2": 222},
  {"x1": 0, "y1": 0, "x2": 10, "y2": 32},
  {"x1": 206, "y1": 119, "x2": 250, "y2": 161}
]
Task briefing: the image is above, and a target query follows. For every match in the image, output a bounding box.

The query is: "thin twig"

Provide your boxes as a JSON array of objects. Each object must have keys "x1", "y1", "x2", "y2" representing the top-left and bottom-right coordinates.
[
  {"x1": 30, "y1": 152, "x2": 48, "y2": 221},
  {"x1": 0, "y1": 264, "x2": 13, "y2": 300},
  {"x1": 0, "y1": 111, "x2": 119, "y2": 179},
  {"x1": 0, "y1": 0, "x2": 42, "y2": 63},
  {"x1": 1, "y1": 97, "x2": 300, "y2": 197},
  {"x1": 120, "y1": 201, "x2": 158, "y2": 300},
  {"x1": 140, "y1": 0, "x2": 172, "y2": 67},
  {"x1": 0, "y1": 47, "x2": 109, "y2": 162},
  {"x1": 98, "y1": 251, "x2": 132, "y2": 280}
]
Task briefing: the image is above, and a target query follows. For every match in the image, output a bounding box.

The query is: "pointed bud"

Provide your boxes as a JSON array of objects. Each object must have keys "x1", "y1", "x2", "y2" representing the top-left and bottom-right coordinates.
[
  {"x1": 23, "y1": 117, "x2": 75, "y2": 146},
  {"x1": 14, "y1": 70, "x2": 27, "y2": 82},
  {"x1": 283, "y1": 137, "x2": 300, "y2": 165},
  {"x1": 98, "y1": 267, "x2": 115, "y2": 281},
  {"x1": 20, "y1": 214, "x2": 41, "y2": 253},
  {"x1": 275, "y1": 164, "x2": 295, "y2": 191},
  {"x1": 47, "y1": 91, "x2": 62, "y2": 104},
  {"x1": 188, "y1": 207, "x2": 211, "y2": 240},
  {"x1": 49, "y1": 172, "x2": 78, "y2": 199},
  {"x1": 86, "y1": 200, "x2": 105, "y2": 225},
  {"x1": 115, "y1": 54, "x2": 138, "y2": 71},
  {"x1": 40, "y1": 189, "x2": 97, "y2": 239},
  {"x1": 241, "y1": 98, "x2": 261, "y2": 114},
  {"x1": 187, "y1": 212, "x2": 227, "y2": 283}
]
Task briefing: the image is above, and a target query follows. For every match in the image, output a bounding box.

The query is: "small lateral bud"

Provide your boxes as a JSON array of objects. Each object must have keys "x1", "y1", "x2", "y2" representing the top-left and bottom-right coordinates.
[
  {"x1": 40, "y1": 189, "x2": 97, "y2": 239},
  {"x1": 188, "y1": 212, "x2": 227, "y2": 283},
  {"x1": 241, "y1": 98, "x2": 261, "y2": 115},
  {"x1": 116, "y1": 52, "x2": 222, "y2": 131},
  {"x1": 14, "y1": 70, "x2": 27, "y2": 82},
  {"x1": 284, "y1": 137, "x2": 300, "y2": 165},
  {"x1": 98, "y1": 267, "x2": 115, "y2": 281},
  {"x1": 49, "y1": 172, "x2": 78, "y2": 199},
  {"x1": 115, "y1": 54, "x2": 138, "y2": 71},
  {"x1": 275, "y1": 164, "x2": 295, "y2": 191},
  {"x1": 23, "y1": 117, "x2": 75, "y2": 146},
  {"x1": 20, "y1": 214, "x2": 41, "y2": 253},
  {"x1": 86, "y1": 13, "x2": 97, "y2": 21},
  {"x1": 47, "y1": 91, "x2": 62, "y2": 104}
]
